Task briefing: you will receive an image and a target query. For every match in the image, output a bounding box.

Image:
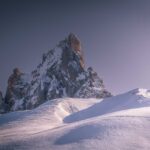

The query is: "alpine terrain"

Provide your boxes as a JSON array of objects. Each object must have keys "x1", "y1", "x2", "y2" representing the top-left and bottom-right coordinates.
[{"x1": 0, "y1": 34, "x2": 150, "y2": 150}]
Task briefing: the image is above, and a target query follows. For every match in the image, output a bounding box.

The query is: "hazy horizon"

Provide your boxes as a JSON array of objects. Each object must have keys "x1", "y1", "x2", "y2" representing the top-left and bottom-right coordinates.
[{"x1": 1, "y1": 0, "x2": 150, "y2": 95}]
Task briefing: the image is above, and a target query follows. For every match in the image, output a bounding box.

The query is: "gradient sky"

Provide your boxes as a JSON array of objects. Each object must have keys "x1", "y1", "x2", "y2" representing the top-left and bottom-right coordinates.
[{"x1": 1, "y1": 0, "x2": 150, "y2": 95}]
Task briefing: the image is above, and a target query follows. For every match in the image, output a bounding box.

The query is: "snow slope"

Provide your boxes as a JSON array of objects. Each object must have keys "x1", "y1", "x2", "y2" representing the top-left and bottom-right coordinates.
[{"x1": 0, "y1": 88, "x2": 150, "y2": 150}]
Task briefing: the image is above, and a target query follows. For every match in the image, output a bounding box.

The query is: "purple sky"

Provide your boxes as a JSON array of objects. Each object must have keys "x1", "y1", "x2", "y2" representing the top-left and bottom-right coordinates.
[{"x1": 1, "y1": 0, "x2": 150, "y2": 95}]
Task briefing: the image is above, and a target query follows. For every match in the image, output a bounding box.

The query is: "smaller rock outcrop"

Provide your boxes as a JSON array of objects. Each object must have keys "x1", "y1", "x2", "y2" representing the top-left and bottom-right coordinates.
[
  {"x1": 0, "y1": 90, "x2": 5, "y2": 113},
  {"x1": 5, "y1": 68, "x2": 30, "y2": 111}
]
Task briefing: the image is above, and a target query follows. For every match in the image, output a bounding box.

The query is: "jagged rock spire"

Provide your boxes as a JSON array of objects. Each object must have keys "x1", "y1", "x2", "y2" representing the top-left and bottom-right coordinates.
[
  {"x1": 67, "y1": 33, "x2": 84, "y2": 68},
  {"x1": 68, "y1": 33, "x2": 81, "y2": 52}
]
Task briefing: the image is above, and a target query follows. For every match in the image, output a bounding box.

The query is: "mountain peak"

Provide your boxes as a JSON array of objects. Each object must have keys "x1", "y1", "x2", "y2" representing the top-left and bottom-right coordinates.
[
  {"x1": 58, "y1": 33, "x2": 85, "y2": 69},
  {"x1": 68, "y1": 33, "x2": 81, "y2": 51},
  {"x1": 3, "y1": 34, "x2": 111, "y2": 112},
  {"x1": 68, "y1": 33, "x2": 84, "y2": 68}
]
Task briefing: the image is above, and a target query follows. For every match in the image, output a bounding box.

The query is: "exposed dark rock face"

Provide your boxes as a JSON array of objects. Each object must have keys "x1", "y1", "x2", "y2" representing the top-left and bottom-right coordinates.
[
  {"x1": 3, "y1": 33, "x2": 111, "y2": 112},
  {"x1": 68, "y1": 33, "x2": 84, "y2": 68},
  {"x1": 75, "y1": 67, "x2": 111, "y2": 98}
]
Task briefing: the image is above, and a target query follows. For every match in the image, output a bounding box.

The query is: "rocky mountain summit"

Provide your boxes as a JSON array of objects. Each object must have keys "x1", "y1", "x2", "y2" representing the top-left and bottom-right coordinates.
[{"x1": 2, "y1": 33, "x2": 111, "y2": 112}]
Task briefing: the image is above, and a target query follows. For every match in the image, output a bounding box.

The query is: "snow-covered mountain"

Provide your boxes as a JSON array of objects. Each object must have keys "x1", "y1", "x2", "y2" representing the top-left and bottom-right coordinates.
[
  {"x1": 3, "y1": 33, "x2": 111, "y2": 112},
  {"x1": 0, "y1": 88, "x2": 150, "y2": 150}
]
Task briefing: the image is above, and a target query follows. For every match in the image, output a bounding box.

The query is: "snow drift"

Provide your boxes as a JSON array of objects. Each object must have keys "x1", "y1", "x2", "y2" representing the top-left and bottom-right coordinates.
[{"x1": 0, "y1": 88, "x2": 150, "y2": 150}]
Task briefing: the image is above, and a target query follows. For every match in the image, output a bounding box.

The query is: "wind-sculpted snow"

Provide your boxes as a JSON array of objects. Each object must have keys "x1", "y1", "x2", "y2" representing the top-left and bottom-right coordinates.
[
  {"x1": 0, "y1": 88, "x2": 150, "y2": 150},
  {"x1": 64, "y1": 88, "x2": 150, "y2": 123}
]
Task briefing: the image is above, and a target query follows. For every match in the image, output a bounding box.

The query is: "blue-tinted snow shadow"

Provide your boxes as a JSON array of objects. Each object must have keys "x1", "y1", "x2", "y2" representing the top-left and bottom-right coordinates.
[
  {"x1": 55, "y1": 124, "x2": 105, "y2": 145},
  {"x1": 0, "y1": 110, "x2": 38, "y2": 126}
]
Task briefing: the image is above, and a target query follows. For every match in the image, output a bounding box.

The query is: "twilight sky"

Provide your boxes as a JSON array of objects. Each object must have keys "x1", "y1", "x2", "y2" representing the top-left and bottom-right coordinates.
[{"x1": 1, "y1": 0, "x2": 150, "y2": 95}]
